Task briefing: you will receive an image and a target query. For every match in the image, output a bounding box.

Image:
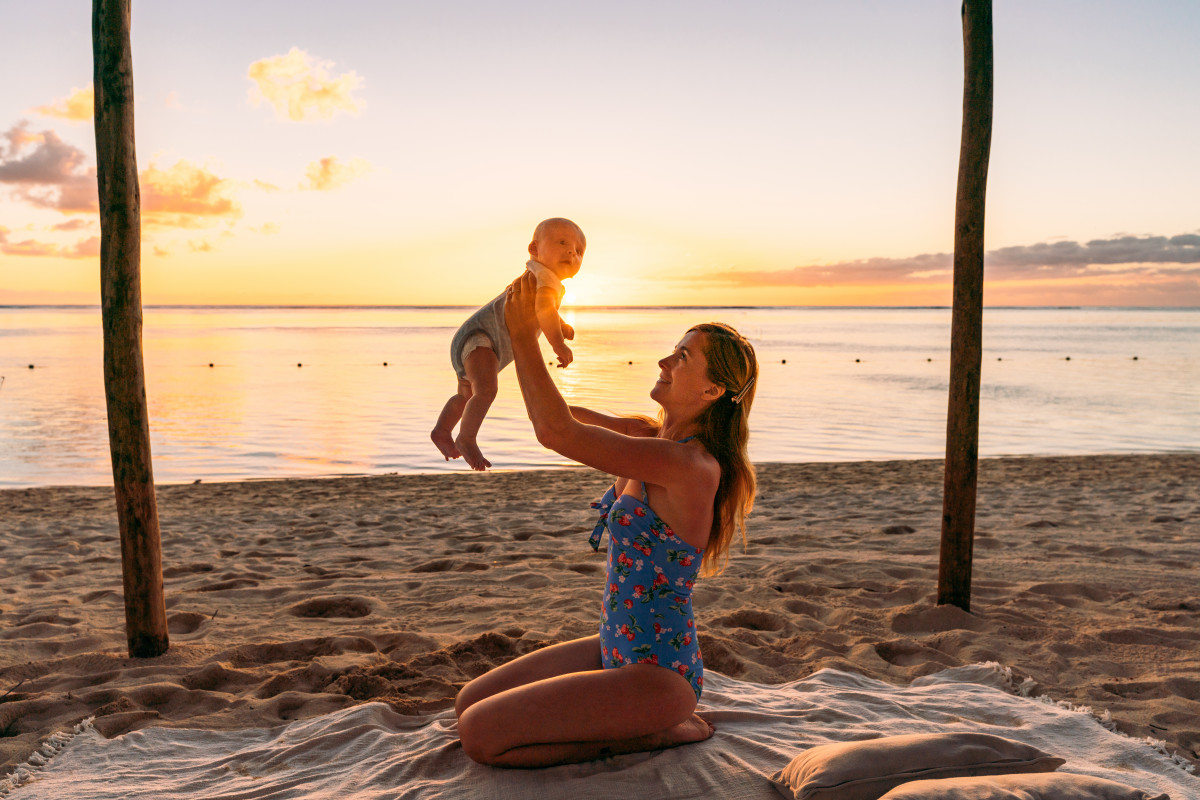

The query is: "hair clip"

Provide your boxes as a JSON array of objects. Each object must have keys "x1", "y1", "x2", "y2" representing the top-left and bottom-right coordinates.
[{"x1": 731, "y1": 376, "x2": 755, "y2": 405}]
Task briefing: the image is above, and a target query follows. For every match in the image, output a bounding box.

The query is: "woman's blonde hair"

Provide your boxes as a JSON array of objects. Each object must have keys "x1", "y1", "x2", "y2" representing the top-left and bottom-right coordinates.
[{"x1": 688, "y1": 322, "x2": 757, "y2": 576}]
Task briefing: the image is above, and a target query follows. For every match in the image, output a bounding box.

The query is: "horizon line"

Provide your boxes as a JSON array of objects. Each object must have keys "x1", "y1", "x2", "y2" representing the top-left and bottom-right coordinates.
[{"x1": 5, "y1": 303, "x2": 1200, "y2": 311}]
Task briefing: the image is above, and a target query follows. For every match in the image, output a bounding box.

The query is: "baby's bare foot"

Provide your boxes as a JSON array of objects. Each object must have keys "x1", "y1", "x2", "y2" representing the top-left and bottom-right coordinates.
[
  {"x1": 431, "y1": 428, "x2": 461, "y2": 460},
  {"x1": 656, "y1": 714, "x2": 714, "y2": 749},
  {"x1": 454, "y1": 435, "x2": 492, "y2": 471}
]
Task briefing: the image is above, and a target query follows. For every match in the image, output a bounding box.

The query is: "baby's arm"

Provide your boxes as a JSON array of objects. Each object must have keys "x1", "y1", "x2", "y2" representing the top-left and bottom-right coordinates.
[{"x1": 535, "y1": 287, "x2": 572, "y2": 367}]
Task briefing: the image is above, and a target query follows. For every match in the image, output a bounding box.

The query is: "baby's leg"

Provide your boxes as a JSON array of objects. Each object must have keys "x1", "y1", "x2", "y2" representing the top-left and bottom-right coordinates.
[
  {"x1": 430, "y1": 378, "x2": 472, "y2": 460},
  {"x1": 455, "y1": 346, "x2": 499, "y2": 471}
]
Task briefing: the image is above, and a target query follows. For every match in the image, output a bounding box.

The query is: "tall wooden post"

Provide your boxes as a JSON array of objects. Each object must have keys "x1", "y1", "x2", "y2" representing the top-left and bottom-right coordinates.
[
  {"x1": 94, "y1": 0, "x2": 169, "y2": 657},
  {"x1": 938, "y1": 0, "x2": 993, "y2": 612}
]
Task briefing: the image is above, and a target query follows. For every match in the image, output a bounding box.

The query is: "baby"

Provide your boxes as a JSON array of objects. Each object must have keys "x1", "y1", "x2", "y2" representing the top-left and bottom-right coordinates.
[{"x1": 431, "y1": 217, "x2": 585, "y2": 471}]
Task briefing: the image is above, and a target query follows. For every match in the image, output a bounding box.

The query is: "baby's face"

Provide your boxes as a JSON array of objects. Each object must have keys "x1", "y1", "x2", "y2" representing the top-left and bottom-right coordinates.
[{"x1": 530, "y1": 223, "x2": 585, "y2": 278}]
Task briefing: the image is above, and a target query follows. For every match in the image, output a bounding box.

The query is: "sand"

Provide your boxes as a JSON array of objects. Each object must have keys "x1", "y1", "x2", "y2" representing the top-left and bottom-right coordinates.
[{"x1": 2, "y1": 454, "x2": 1198, "y2": 778}]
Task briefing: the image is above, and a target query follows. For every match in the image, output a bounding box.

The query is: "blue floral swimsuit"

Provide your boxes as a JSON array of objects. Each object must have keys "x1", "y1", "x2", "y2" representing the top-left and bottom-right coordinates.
[{"x1": 590, "y1": 464, "x2": 706, "y2": 699}]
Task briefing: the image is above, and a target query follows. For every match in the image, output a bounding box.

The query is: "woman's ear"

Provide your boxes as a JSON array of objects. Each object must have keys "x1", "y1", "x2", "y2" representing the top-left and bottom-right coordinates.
[{"x1": 704, "y1": 384, "x2": 727, "y2": 403}]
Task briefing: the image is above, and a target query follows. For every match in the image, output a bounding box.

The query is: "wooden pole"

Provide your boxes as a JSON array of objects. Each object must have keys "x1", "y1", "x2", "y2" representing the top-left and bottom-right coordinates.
[
  {"x1": 93, "y1": 0, "x2": 169, "y2": 657},
  {"x1": 938, "y1": 0, "x2": 993, "y2": 612}
]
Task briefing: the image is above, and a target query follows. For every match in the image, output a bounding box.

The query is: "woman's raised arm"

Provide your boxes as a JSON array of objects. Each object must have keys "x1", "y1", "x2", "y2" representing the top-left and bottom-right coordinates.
[
  {"x1": 568, "y1": 406, "x2": 657, "y2": 437},
  {"x1": 504, "y1": 274, "x2": 713, "y2": 491}
]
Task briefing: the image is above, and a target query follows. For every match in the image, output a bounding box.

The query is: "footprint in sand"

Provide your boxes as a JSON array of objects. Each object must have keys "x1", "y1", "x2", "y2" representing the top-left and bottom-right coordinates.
[
  {"x1": 410, "y1": 558, "x2": 490, "y2": 573},
  {"x1": 1025, "y1": 582, "x2": 1112, "y2": 606},
  {"x1": 714, "y1": 609, "x2": 789, "y2": 632},
  {"x1": 164, "y1": 563, "x2": 216, "y2": 577},
  {"x1": 167, "y1": 611, "x2": 209, "y2": 634},
  {"x1": 181, "y1": 662, "x2": 258, "y2": 692},
  {"x1": 224, "y1": 636, "x2": 378, "y2": 667},
  {"x1": 195, "y1": 578, "x2": 260, "y2": 592},
  {"x1": 287, "y1": 595, "x2": 376, "y2": 619},
  {"x1": 783, "y1": 598, "x2": 825, "y2": 619},
  {"x1": 1098, "y1": 627, "x2": 1195, "y2": 649},
  {"x1": 874, "y1": 638, "x2": 957, "y2": 668},
  {"x1": 1104, "y1": 678, "x2": 1200, "y2": 702}
]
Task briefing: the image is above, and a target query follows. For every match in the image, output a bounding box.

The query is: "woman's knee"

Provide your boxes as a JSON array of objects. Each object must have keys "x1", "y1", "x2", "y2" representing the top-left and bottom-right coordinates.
[
  {"x1": 456, "y1": 703, "x2": 502, "y2": 765},
  {"x1": 454, "y1": 677, "x2": 485, "y2": 719}
]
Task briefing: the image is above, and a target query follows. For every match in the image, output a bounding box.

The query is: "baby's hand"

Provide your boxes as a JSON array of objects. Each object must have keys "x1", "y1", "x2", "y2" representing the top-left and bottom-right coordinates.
[
  {"x1": 561, "y1": 321, "x2": 575, "y2": 340},
  {"x1": 554, "y1": 343, "x2": 574, "y2": 368}
]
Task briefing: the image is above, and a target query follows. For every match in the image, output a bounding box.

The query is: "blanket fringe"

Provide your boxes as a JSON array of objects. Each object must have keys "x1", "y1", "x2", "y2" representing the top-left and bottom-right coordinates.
[
  {"x1": 978, "y1": 661, "x2": 1196, "y2": 776},
  {"x1": 0, "y1": 716, "x2": 94, "y2": 797}
]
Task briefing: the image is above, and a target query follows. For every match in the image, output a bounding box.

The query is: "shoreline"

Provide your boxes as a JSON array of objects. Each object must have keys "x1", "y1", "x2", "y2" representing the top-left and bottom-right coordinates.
[
  {"x1": 3, "y1": 453, "x2": 1198, "y2": 774},
  {"x1": 6, "y1": 449, "x2": 1200, "y2": 492}
]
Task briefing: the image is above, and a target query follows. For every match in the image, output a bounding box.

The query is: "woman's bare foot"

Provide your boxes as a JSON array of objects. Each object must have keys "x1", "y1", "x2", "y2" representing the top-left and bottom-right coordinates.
[
  {"x1": 431, "y1": 428, "x2": 461, "y2": 460},
  {"x1": 455, "y1": 435, "x2": 492, "y2": 471},
  {"x1": 654, "y1": 714, "x2": 714, "y2": 749}
]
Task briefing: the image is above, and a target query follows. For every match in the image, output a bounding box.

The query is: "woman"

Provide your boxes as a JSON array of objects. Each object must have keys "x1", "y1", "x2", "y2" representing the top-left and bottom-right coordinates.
[{"x1": 455, "y1": 272, "x2": 758, "y2": 768}]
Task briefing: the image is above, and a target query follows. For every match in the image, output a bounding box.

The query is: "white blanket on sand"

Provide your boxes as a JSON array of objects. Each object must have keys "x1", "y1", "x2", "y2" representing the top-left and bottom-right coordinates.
[{"x1": 4, "y1": 664, "x2": 1194, "y2": 799}]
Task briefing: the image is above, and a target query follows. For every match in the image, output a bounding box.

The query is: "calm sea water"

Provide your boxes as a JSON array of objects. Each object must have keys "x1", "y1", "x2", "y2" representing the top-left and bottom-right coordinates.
[{"x1": 1, "y1": 306, "x2": 1196, "y2": 487}]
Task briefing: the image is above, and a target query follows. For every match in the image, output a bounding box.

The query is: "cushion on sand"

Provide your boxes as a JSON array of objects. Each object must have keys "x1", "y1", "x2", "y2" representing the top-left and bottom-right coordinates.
[
  {"x1": 769, "y1": 732, "x2": 1064, "y2": 800},
  {"x1": 877, "y1": 772, "x2": 1171, "y2": 799}
]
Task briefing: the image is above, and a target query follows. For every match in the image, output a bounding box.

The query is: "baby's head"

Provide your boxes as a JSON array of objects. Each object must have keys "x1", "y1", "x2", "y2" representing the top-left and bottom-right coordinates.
[{"x1": 529, "y1": 218, "x2": 586, "y2": 279}]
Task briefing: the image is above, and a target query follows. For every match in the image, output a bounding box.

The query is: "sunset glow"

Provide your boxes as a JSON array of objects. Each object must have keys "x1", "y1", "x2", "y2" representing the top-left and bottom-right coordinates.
[{"x1": 1, "y1": 1, "x2": 1197, "y2": 306}]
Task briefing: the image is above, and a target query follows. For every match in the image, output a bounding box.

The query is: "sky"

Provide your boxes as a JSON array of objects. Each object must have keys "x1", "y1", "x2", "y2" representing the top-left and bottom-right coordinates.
[{"x1": 1, "y1": 0, "x2": 1198, "y2": 307}]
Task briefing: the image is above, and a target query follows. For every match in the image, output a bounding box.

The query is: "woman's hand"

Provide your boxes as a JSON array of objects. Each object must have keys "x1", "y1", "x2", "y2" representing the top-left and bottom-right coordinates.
[{"x1": 505, "y1": 271, "x2": 541, "y2": 342}]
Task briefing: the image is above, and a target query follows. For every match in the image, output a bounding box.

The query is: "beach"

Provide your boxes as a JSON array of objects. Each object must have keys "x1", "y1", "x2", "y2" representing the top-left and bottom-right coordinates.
[{"x1": 2, "y1": 454, "x2": 1198, "y2": 777}]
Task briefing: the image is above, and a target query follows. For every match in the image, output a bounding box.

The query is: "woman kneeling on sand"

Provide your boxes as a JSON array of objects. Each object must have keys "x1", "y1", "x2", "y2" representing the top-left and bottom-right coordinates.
[{"x1": 455, "y1": 272, "x2": 758, "y2": 768}]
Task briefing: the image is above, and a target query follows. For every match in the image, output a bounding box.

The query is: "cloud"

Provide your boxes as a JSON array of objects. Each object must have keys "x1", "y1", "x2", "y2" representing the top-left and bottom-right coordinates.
[
  {"x1": 64, "y1": 236, "x2": 100, "y2": 258},
  {"x1": 703, "y1": 233, "x2": 1200, "y2": 287},
  {"x1": 32, "y1": 85, "x2": 94, "y2": 122},
  {"x1": 1, "y1": 123, "x2": 250, "y2": 242},
  {"x1": 251, "y1": 222, "x2": 280, "y2": 235},
  {"x1": 140, "y1": 159, "x2": 242, "y2": 228},
  {"x1": 0, "y1": 121, "x2": 97, "y2": 212},
  {"x1": 247, "y1": 48, "x2": 365, "y2": 121},
  {"x1": 300, "y1": 156, "x2": 370, "y2": 191},
  {"x1": 252, "y1": 179, "x2": 281, "y2": 192},
  {"x1": 0, "y1": 233, "x2": 99, "y2": 259}
]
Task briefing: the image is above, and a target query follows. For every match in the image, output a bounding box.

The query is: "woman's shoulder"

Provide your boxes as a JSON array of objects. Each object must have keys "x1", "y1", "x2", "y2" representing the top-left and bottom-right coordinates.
[
  {"x1": 685, "y1": 439, "x2": 722, "y2": 485},
  {"x1": 647, "y1": 437, "x2": 719, "y2": 495}
]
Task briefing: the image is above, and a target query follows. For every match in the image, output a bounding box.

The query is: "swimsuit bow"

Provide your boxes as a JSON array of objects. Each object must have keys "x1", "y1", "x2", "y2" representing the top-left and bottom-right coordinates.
[{"x1": 588, "y1": 494, "x2": 613, "y2": 551}]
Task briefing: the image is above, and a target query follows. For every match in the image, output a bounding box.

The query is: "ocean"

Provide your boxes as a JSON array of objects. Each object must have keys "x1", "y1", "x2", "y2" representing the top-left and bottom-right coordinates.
[{"x1": 1, "y1": 305, "x2": 1196, "y2": 487}]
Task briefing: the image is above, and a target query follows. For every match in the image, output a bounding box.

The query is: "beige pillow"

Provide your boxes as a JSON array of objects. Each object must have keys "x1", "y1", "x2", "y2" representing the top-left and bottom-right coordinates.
[
  {"x1": 877, "y1": 772, "x2": 1171, "y2": 799},
  {"x1": 769, "y1": 732, "x2": 1065, "y2": 800}
]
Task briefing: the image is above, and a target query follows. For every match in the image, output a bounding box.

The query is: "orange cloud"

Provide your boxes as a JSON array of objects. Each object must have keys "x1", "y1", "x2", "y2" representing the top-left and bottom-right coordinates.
[
  {"x1": 32, "y1": 85, "x2": 94, "y2": 122},
  {"x1": 0, "y1": 122, "x2": 97, "y2": 212},
  {"x1": 701, "y1": 233, "x2": 1200, "y2": 287},
  {"x1": 0, "y1": 230, "x2": 99, "y2": 259},
  {"x1": 247, "y1": 48, "x2": 365, "y2": 122},
  {"x1": 52, "y1": 218, "x2": 93, "y2": 232},
  {"x1": 301, "y1": 156, "x2": 370, "y2": 191},
  {"x1": 140, "y1": 160, "x2": 242, "y2": 228}
]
